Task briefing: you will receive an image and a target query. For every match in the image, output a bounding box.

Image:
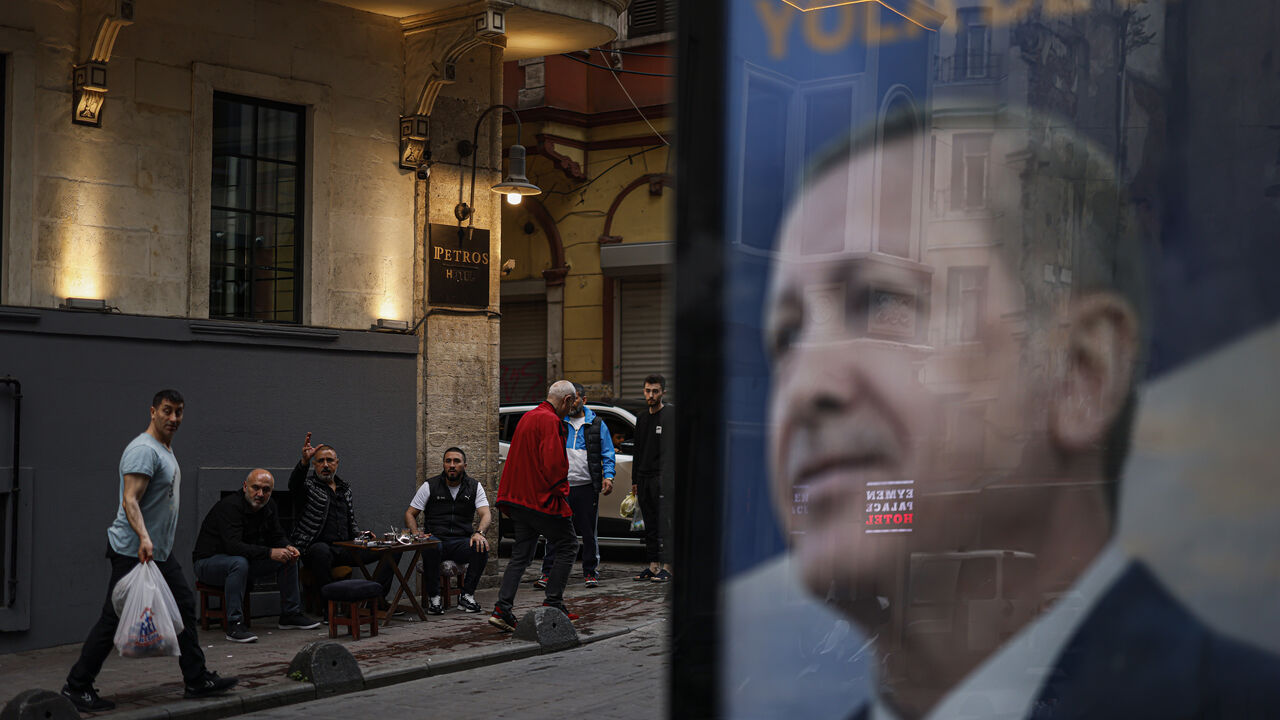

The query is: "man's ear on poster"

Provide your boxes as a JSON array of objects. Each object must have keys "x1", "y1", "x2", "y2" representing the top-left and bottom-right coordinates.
[{"x1": 1050, "y1": 292, "x2": 1140, "y2": 453}]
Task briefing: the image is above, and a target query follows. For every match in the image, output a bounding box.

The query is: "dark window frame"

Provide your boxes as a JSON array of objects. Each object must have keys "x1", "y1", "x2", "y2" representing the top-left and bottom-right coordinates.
[
  {"x1": 1, "y1": 54, "x2": 6, "y2": 298},
  {"x1": 946, "y1": 265, "x2": 988, "y2": 344},
  {"x1": 627, "y1": 0, "x2": 676, "y2": 38},
  {"x1": 950, "y1": 132, "x2": 991, "y2": 211},
  {"x1": 210, "y1": 92, "x2": 305, "y2": 323}
]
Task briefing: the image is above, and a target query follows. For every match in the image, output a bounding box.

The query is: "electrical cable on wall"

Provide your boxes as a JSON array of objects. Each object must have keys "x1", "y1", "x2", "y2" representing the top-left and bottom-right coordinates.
[
  {"x1": 592, "y1": 47, "x2": 675, "y2": 58},
  {"x1": 558, "y1": 53, "x2": 674, "y2": 78},
  {"x1": 541, "y1": 144, "x2": 666, "y2": 198},
  {"x1": 596, "y1": 48, "x2": 669, "y2": 146}
]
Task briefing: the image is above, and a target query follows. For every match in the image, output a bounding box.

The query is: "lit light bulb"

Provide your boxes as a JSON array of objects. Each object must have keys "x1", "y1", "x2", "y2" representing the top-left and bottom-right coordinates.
[{"x1": 506, "y1": 192, "x2": 523, "y2": 206}]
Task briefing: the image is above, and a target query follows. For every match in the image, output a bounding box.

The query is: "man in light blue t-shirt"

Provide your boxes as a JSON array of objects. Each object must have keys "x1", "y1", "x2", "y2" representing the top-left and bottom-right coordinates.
[{"x1": 62, "y1": 390, "x2": 238, "y2": 712}]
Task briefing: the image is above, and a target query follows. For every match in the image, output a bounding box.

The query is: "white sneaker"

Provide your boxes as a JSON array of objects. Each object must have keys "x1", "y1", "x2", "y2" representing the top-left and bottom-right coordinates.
[
  {"x1": 426, "y1": 595, "x2": 444, "y2": 615},
  {"x1": 457, "y1": 593, "x2": 481, "y2": 613}
]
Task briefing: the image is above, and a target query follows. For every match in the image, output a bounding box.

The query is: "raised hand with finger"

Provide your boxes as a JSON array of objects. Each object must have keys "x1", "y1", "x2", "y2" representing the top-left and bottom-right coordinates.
[{"x1": 300, "y1": 432, "x2": 316, "y2": 465}]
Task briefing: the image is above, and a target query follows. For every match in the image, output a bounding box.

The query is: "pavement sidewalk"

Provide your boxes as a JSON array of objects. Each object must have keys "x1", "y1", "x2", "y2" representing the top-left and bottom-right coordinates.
[{"x1": 0, "y1": 562, "x2": 669, "y2": 719}]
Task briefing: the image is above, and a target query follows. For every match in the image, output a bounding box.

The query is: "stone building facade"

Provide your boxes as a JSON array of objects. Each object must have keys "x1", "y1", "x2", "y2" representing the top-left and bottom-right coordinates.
[
  {"x1": 497, "y1": 19, "x2": 674, "y2": 406},
  {"x1": 0, "y1": 0, "x2": 626, "y2": 652}
]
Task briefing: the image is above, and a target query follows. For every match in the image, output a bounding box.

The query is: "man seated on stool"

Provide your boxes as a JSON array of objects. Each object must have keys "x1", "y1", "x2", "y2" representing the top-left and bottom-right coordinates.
[
  {"x1": 290, "y1": 434, "x2": 398, "y2": 615},
  {"x1": 193, "y1": 469, "x2": 320, "y2": 643},
  {"x1": 405, "y1": 447, "x2": 491, "y2": 614}
]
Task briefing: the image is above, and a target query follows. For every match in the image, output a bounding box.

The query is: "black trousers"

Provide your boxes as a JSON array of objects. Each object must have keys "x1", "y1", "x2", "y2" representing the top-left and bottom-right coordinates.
[
  {"x1": 67, "y1": 549, "x2": 208, "y2": 689},
  {"x1": 542, "y1": 484, "x2": 601, "y2": 577},
  {"x1": 636, "y1": 475, "x2": 665, "y2": 564},
  {"x1": 496, "y1": 504, "x2": 578, "y2": 611},
  {"x1": 421, "y1": 536, "x2": 488, "y2": 595},
  {"x1": 302, "y1": 542, "x2": 395, "y2": 595}
]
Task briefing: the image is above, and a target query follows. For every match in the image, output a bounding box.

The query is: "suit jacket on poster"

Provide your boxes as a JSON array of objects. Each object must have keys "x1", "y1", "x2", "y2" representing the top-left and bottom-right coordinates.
[{"x1": 850, "y1": 562, "x2": 1280, "y2": 720}]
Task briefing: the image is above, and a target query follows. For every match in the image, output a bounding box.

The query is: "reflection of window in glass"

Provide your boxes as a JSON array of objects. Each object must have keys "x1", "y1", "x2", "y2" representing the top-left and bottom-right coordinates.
[
  {"x1": 0, "y1": 54, "x2": 5, "y2": 292},
  {"x1": 1003, "y1": 556, "x2": 1037, "y2": 597},
  {"x1": 956, "y1": 557, "x2": 997, "y2": 600},
  {"x1": 950, "y1": 133, "x2": 990, "y2": 211},
  {"x1": 956, "y1": 8, "x2": 991, "y2": 79},
  {"x1": 950, "y1": 403, "x2": 986, "y2": 466},
  {"x1": 799, "y1": 83, "x2": 855, "y2": 255},
  {"x1": 741, "y1": 74, "x2": 792, "y2": 250},
  {"x1": 878, "y1": 97, "x2": 917, "y2": 258},
  {"x1": 210, "y1": 93, "x2": 304, "y2": 322},
  {"x1": 947, "y1": 266, "x2": 987, "y2": 343},
  {"x1": 909, "y1": 558, "x2": 962, "y2": 605}
]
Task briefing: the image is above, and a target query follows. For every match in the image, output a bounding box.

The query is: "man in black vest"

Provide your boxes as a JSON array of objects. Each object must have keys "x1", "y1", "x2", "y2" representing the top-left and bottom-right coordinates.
[{"x1": 405, "y1": 447, "x2": 491, "y2": 614}]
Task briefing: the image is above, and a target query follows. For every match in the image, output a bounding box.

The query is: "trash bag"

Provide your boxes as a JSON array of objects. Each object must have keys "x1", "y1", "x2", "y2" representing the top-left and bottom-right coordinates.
[
  {"x1": 112, "y1": 561, "x2": 183, "y2": 658},
  {"x1": 619, "y1": 491, "x2": 638, "y2": 519},
  {"x1": 630, "y1": 503, "x2": 645, "y2": 533}
]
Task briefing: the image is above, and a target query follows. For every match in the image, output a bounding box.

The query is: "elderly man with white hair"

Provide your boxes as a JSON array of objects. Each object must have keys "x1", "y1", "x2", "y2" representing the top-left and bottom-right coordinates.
[{"x1": 489, "y1": 380, "x2": 579, "y2": 632}]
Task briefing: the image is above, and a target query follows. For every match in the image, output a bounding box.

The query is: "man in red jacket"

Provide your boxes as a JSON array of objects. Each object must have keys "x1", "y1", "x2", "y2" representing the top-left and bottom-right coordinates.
[{"x1": 489, "y1": 380, "x2": 579, "y2": 631}]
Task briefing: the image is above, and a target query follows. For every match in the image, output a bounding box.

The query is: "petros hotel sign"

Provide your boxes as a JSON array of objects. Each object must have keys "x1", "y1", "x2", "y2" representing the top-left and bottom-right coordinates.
[{"x1": 767, "y1": 0, "x2": 1153, "y2": 55}]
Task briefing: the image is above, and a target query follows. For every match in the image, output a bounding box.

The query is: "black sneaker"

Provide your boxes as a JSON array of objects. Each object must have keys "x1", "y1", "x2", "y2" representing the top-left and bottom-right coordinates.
[
  {"x1": 457, "y1": 593, "x2": 481, "y2": 613},
  {"x1": 61, "y1": 684, "x2": 116, "y2": 712},
  {"x1": 426, "y1": 596, "x2": 444, "y2": 615},
  {"x1": 651, "y1": 569, "x2": 672, "y2": 584},
  {"x1": 541, "y1": 601, "x2": 579, "y2": 620},
  {"x1": 224, "y1": 623, "x2": 257, "y2": 643},
  {"x1": 584, "y1": 573, "x2": 600, "y2": 588},
  {"x1": 533, "y1": 574, "x2": 549, "y2": 589},
  {"x1": 488, "y1": 605, "x2": 518, "y2": 632},
  {"x1": 183, "y1": 671, "x2": 239, "y2": 698},
  {"x1": 634, "y1": 568, "x2": 655, "y2": 581},
  {"x1": 278, "y1": 613, "x2": 321, "y2": 630}
]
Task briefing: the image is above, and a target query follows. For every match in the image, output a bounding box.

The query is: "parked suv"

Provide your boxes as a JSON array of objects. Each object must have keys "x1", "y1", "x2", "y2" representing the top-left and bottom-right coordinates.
[{"x1": 497, "y1": 403, "x2": 641, "y2": 545}]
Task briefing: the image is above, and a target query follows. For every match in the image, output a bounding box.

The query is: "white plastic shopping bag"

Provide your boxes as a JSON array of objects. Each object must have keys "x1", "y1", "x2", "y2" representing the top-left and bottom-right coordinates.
[{"x1": 112, "y1": 561, "x2": 183, "y2": 658}]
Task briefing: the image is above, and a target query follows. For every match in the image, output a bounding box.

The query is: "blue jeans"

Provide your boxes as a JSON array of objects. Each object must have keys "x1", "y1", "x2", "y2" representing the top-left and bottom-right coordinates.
[{"x1": 193, "y1": 553, "x2": 303, "y2": 625}]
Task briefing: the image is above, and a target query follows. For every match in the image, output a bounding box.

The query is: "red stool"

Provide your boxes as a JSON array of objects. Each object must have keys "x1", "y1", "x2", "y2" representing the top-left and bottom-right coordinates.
[
  {"x1": 417, "y1": 560, "x2": 468, "y2": 609},
  {"x1": 322, "y1": 579, "x2": 382, "y2": 640},
  {"x1": 196, "y1": 581, "x2": 252, "y2": 631}
]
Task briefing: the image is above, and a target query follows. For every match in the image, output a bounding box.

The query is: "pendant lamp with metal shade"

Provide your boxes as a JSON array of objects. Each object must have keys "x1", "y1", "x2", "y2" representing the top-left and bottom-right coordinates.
[{"x1": 455, "y1": 104, "x2": 542, "y2": 222}]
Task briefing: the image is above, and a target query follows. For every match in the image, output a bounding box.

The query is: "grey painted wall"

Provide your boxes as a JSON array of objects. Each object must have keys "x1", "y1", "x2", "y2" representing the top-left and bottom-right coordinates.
[{"x1": 0, "y1": 308, "x2": 418, "y2": 653}]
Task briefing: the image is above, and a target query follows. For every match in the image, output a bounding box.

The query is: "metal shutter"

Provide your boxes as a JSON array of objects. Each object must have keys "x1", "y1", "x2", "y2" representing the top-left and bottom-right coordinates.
[
  {"x1": 501, "y1": 300, "x2": 547, "y2": 403},
  {"x1": 627, "y1": 0, "x2": 674, "y2": 37},
  {"x1": 619, "y1": 279, "x2": 672, "y2": 399}
]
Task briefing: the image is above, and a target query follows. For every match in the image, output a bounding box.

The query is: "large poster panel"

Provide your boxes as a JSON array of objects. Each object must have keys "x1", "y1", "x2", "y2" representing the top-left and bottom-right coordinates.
[{"x1": 697, "y1": 1, "x2": 1280, "y2": 717}]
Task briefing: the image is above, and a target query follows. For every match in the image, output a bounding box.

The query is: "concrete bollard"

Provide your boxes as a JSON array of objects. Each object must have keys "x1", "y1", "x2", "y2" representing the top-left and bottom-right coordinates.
[
  {"x1": 1, "y1": 690, "x2": 79, "y2": 720},
  {"x1": 514, "y1": 606, "x2": 580, "y2": 652},
  {"x1": 288, "y1": 640, "x2": 364, "y2": 696}
]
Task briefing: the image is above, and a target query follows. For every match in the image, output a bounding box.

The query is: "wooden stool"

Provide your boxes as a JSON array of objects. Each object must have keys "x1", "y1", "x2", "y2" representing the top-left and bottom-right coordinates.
[
  {"x1": 321, "y1": 579, "x2": 382, "y2": 640},
  {"x1": 416, "y1": 560, "x2": 468, "y2": 609},
  {"x1": 196, "y1": 581, "x2": 252, "y2": 631},
  {"x1": 300, "y1": 565, "x2": 354, "y2": 615}
]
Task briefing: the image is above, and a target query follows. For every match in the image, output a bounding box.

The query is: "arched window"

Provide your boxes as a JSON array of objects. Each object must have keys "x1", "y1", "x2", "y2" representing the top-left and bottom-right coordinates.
[{"x1": 877, "y1": 93, "x2": 918, "y2": 259}]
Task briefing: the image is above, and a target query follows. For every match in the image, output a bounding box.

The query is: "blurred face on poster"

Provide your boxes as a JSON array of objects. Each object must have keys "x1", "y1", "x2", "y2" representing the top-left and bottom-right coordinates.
[{"x1": 765, "y1": 128, "x2": 1140, "y2": 635}]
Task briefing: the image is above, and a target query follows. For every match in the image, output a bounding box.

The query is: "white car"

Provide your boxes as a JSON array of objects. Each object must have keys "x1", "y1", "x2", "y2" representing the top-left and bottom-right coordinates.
[{"x1": 497, "y1": 403, "x2": 641, "y2": 545}]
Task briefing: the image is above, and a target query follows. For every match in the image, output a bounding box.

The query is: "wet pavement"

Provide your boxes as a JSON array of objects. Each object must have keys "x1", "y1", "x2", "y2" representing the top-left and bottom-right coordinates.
[{"x1": 0, "y1": 561, "x2": 668, "y2": 719}]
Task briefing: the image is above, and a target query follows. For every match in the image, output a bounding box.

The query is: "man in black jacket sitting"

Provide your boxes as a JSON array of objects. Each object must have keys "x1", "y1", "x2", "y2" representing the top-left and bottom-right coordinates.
[
  {"x1": 290, "y1": 433, "x2": 396, "y2": 612},
  {"x1": 193, "y1": 469, "x2": 320, "y2": 643},
  {"x1": 404, "y1": 447, "x2": 491, "y2": 614}
]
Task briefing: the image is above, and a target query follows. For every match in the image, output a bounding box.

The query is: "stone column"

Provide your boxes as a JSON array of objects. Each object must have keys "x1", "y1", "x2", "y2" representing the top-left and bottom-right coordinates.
[{"x1": 406, "y1": 20, "x2": 506, "y2": 563}]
